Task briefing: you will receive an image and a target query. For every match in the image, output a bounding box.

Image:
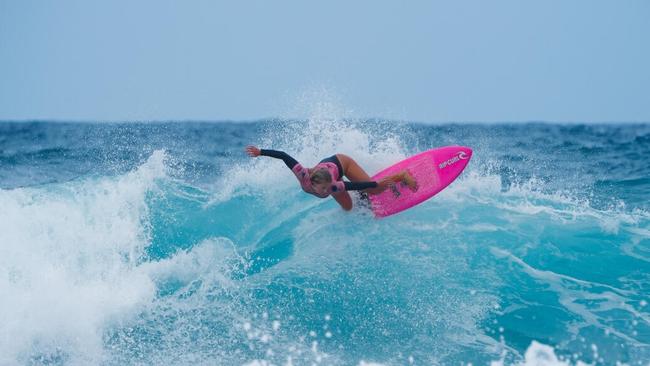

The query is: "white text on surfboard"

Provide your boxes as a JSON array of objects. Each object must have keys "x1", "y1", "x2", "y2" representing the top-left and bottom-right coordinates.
[{"x1": 438, "y1": 151, "x2": 468, "y2": 170}]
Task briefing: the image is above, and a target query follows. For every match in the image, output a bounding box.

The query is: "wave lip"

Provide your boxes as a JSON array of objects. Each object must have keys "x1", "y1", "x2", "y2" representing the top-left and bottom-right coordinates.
[{"x1": 0, "y1": 150, "x2": 169, "y2": 365}]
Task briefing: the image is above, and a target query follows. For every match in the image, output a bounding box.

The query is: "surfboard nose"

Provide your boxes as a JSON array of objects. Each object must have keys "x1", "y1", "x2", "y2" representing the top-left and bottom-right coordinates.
[
  {"x1": 436, "y1": 146, "x2": 472, "y2": 172},
  {"x1": 458, "y1": 146, "x2": 473, "y2": 161},
  {"x1": 456, "y1": 146, "x2": 472, "y2": 163}
]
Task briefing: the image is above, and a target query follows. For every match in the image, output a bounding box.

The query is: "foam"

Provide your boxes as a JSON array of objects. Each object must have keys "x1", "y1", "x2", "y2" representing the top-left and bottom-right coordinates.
[
  {"x1": 491, "y1": 341, "x2": 590, "y2": 366},
  {"x1": 0, "y1": 150, "x2": 167, "y2": 364},
  {"x1": 434, "y1": 168, "x2": 648, "y2": 237}
]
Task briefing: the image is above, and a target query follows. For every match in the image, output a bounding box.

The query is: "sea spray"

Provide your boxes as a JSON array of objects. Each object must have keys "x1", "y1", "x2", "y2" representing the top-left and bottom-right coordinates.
[{"x1": 0, "y1": 121, "x2": 648, "y2": 364}]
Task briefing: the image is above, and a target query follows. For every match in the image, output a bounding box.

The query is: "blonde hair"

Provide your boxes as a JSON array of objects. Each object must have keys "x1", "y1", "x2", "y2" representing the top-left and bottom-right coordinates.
[{"x1": 310, "y1": 168, "x2": 332, "y2": 184}]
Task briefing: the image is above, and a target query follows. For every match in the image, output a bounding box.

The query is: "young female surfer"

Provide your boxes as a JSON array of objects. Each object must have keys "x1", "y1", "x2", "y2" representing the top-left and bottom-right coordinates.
[{"x1": 245, "y1": 145, "x2": 417, "y2": 211}]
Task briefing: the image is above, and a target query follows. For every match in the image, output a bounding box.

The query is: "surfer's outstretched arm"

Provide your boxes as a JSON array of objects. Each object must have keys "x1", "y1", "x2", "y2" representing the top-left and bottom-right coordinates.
[
  {"x1": 259, "y1": 149, "x2": 299, "y2": 169},
  {"x1": 246, "y1": 145, "x2": 298, "y2": 170}
]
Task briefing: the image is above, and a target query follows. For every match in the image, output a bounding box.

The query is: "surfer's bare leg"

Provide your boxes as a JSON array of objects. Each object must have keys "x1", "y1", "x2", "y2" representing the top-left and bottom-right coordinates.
[
  {"x1": 336, "y1": 154, "x2": 382, "y2": 194},
  {"x1": 337, "y1": 154, "x2": 416, "y2": 195}
]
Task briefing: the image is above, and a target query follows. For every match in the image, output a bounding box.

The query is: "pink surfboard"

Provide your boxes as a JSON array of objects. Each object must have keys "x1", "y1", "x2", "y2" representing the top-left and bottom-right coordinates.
[{"x1": 369, "y1": 146, "x2": 473, "y2": 217}]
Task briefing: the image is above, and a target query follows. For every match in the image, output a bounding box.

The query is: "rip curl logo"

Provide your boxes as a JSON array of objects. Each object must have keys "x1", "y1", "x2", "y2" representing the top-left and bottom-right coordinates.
[{"x1": 438, "y1": 151, "x2": 469, "y2": 169}]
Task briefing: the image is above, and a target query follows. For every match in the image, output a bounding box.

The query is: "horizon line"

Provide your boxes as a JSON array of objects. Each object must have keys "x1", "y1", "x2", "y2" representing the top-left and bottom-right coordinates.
[{"x1": 0, "y1": 118, "x2": 649, "y2": 125}]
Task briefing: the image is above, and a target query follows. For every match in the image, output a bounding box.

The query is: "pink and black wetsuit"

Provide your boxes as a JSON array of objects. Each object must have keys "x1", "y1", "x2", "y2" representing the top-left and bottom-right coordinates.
[{"x1": 259, "y1": 149, "x2": 378, "y2": 198}]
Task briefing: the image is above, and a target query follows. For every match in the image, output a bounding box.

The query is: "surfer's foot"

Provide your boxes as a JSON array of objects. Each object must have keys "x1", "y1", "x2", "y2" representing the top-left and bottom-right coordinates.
[{"x1": 400, "y1": 171, "x2": 418, "y2": 191}]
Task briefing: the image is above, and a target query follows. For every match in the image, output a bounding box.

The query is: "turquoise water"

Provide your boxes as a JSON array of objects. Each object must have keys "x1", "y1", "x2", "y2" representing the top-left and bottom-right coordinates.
[{"x1": 0, "y1": 120, "x2": 649, "y2": 365}]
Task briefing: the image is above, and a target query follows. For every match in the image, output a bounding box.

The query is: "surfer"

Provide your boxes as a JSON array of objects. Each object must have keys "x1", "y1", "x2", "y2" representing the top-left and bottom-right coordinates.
[{"x1": 245, "y1": 145, "x2": 417, "y2": 211}]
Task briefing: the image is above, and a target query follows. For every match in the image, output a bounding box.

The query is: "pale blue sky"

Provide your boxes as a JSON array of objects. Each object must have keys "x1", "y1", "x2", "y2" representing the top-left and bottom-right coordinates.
[{"x1": 1, "y1": 0, "x2": 649, "y2": 122}]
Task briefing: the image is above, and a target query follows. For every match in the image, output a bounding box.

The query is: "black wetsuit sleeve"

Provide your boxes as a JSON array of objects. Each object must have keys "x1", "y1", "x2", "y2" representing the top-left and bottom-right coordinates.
[
  {"x1": 344, "y1": 181, "x2": 378, "y2": 191},
  {"x1": 259, "y1": 149, "x2": 299, "y2": 170}
]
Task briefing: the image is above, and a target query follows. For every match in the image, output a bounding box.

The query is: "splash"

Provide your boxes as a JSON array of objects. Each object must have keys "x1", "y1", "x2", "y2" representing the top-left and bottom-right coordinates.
[
  {"x1": 0, "y1": 150, "x2": 167, "y2": 364},
  {"x1": 1, "y1": 120, "x2": 649, "y2": 365}
]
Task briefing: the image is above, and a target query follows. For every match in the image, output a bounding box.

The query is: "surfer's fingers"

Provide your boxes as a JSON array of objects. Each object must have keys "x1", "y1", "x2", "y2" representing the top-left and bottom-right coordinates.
[{"x1": 245, "y1": 145, "x2": 260, "y2": 156}]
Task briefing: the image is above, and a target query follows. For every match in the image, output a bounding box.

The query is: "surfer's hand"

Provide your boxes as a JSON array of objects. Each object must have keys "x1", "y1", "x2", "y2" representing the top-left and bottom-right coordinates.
[{"x1": 246, "y1": 145, "x2": 261, "y2": 157}]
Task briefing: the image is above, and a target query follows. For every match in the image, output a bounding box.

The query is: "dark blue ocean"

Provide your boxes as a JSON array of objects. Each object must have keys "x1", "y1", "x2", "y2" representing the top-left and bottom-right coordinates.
[{"x1": 1, "y1": 119, "x2": 649, "y2": 365}]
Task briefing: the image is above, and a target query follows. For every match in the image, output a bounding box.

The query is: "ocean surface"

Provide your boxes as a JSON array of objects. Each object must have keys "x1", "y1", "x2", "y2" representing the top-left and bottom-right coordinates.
[{"x1": 1, "y1": 119, "x2": 649, "y2": 365}]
